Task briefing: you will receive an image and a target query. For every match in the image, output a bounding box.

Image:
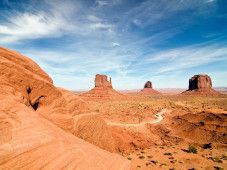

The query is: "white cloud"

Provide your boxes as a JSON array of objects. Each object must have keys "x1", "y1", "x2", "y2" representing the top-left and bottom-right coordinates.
[
  {"x1": 138, "y1": 43, "x2": 227, "y2": 75},
  {"x1": 0, "y1": 12, "x2": 69, "y2": 43},
  {"x1": 112, "y1": 42, "x2": 120, "y2": 47}
]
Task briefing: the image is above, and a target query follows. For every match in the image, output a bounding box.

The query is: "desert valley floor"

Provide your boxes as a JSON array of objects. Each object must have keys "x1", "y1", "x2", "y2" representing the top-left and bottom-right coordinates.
[{"x1": 0, "y1": 47, "x2": 227, "y2": 170}]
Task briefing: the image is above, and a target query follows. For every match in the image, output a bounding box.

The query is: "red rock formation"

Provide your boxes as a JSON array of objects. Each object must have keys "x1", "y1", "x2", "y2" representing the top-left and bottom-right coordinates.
[
  {"x1": 95, "y1": 74, "x2": 112, "y2": 88},
  {"x1": 182, "y1": 74, "x2": 219, "y2": 95},
  {"x1": 81, "y1": 74, "x2": 124, "y2": 99},
  {"x1": 140, "y1": 81, "x2": 160, "y2": 95},
  {"x1": 0, "y1": 47, "x2": 131, "y2": 169},
  {"x1": 144, "y1": 81, "x2": 152, "y2": 88}
]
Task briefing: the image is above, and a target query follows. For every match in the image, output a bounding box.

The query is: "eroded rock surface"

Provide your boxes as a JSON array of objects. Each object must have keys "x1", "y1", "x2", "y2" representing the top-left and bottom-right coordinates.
[
  {"x1": 95, "y1": 74, "x2": 112, "y2": 88},
  {"x1": 0, "y1": 47, "x2": 130, "y2": 169},
  {"x1": 81, "y1": 74, "x2": 124, "y2": 99},
  {"x1": 183, "y1": 74, "x2": 219, "y2": 95},
  {"x1": 189, "y1": 74, "x2": 212, "y2": 90}
]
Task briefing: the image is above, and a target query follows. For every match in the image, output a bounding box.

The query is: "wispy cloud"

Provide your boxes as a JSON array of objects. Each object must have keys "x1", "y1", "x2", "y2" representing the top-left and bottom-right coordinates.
[{"x1": 136, "y1": 42, "x2": 227, "y2": 75}]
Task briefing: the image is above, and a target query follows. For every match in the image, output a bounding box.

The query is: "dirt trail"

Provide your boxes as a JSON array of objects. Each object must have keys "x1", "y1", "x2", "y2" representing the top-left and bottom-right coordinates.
[{"x1": 106, "y1": 109, "x2": 169, "y2": 128}]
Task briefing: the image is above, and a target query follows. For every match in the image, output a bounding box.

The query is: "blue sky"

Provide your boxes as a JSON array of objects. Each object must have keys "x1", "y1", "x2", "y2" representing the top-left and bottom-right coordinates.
[{"x1": 0, "y1": 0, "x2": 227, "y2": 90}]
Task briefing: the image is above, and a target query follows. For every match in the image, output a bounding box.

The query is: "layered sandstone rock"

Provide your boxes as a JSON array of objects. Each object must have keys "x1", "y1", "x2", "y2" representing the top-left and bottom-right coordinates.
[
  {"x1": 140, "y1": 81, "x2": 160, "y2": 95},
  {"x1": 0, "y1": 47, "x2": 130, "y2": 169},
  {"x1": 182, "y1": 74, "x2": 219, "y2": 95},
  {"x1": 80, "y1": 74, "x2": 124, "y2": 99},
  {"x1": 95, "y1": 74, "x2": 112, "y2": 88},
  {"x1": 189, "y1": 74, "x2": 212, "y2": 90}
]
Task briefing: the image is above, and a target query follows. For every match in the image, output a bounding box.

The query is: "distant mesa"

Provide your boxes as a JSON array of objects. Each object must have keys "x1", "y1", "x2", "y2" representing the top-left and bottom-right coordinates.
[
  {"x1": 95, "y1": 74, "x2": 112, "y2": 88},
  {"x1": 140, "y1": 81, "x2": 160, "y2": 94},
  {"x1": 80, "y1": 74, "x2": 124, "y2": 99},
  {"x1": 144, "y1": 81, "x2": 152, "y2": 88},
  {"x1": 182, "y1": 74, "x2": 219, "y2": 95}
]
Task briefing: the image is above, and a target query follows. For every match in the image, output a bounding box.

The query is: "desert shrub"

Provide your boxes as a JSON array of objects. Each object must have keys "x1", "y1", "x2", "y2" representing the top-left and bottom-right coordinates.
[
  {"x1": 214, "y1": 166, "x2": 224, "y2": 170},
  {"x1": 147, "y1": 155, "x2": 153, "y2": 159},
  {"x1": 187, "y1": 144, "x2": 197, "y2": 154},
  {"x1": 199, "y1": 121, "x2": 205, "y2": 126},
  {"x1": 139, "y1": 155, "x2": 145, "y2": 159},
  {"x1": 127, "y1": 157, "x2": 132, "y2": 160},
  {"x1": 150, "y1": 160, "x2": 158, "y2": 165},
  {"x1": 210, "y1": 157, "x2": 223, "y2": 163},
  {"x1": 164, "y1": 152, "x2": 172, "y2": 156}
]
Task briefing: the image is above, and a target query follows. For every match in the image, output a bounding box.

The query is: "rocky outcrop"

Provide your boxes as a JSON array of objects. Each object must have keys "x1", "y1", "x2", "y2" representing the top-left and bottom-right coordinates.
[
  {"x1": 144, "y1": 81, "x2": 152, "y2": 88},
  {"x1": 0, "y1": 47, "x2": 130, "y2": 169},
  {"x1": 140, "y1": 81, "x2": 160, "y2": 95},
  {"x1": 95, "y1": 74, "x2": 112, "y2": 88},
  {"x1": 189, "y1": 74, "x2": 212, "y2": 90},
  {"x1": 73, "y1": 115, "x2": 116, "y2": 152},
  {"x1": 80, "y1": 74, "x2": 124, "y2": 99},
  {"x1": 182, "y1": 74, "x2": 219, "y2": 95}
]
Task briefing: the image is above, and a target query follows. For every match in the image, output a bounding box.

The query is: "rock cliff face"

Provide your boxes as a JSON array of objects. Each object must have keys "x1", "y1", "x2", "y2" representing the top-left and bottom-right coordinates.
[
  {"x1": 81, "y1": 74, "x2": 124, "y2": 99},
  {"x1": 0, "y1": 47, "x2": 130, "y2": 169},
  {"x1": 183, "y1": 74, "x2": 218, "y2": 95},
  {"x1": 189, "y1": 74, "x2": 212, "y2": 90},
  {"x1": 144, "y1": 81, "x2": 152, "y2": 88},
  {"x1": 140, "y1": 81, "x2": 160, "y2": 95},
  {"x1": 95, "y1": 74, "x2": 112, "y2": 88}
]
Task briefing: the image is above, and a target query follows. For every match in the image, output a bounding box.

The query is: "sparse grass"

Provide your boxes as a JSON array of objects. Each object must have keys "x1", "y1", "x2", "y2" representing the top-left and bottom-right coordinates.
[
  {"x1": 214, "y1": 166, "x2": 224, "y2": 170},
  {"x1": 209, "y1": 156, "x2": 223, "y2": 163},
  {"x1": 187, "y1": 144, "x2": 198, "y2": 154},
  {"x1": 220, "y1": 154, "x2": 227, "y2": 160}
]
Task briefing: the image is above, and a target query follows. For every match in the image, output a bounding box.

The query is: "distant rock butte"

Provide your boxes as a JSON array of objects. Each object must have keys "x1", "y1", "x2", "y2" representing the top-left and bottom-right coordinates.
[
  {"x1": 144, "y1": 81, "x2": 152, "y2": 88},
  {"x1": 182, "y1": 74, "x2": 219, "y2": 95},
  {"x1": 0, "y1": 47, "x2": 130, "y2": 169},
  {"x1": 80, "y1": 74, "x2": 124, "y2": 99},
  {"x1": 189, "y1": 74, "x2": 212, "y2": 90},
  {"x1": 140, "y1": 81, "x2": 160, "y2": 94},
  {"x1": 95, "y1": 74, "x2": 112, "y2": 88}
]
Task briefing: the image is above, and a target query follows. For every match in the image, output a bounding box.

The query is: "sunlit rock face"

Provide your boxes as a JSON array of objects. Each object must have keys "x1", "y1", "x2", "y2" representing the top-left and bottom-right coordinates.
[
  {"x1": 95, "y1": 74, "x2": 112, "y2": 88},
  {"x1": 80, "y1": 74, "x2": 124, "y2": 99},
  {"x1": 189, "y1": 74, "x2": 212, "y2": 90},
  {"x1": 182, "y1": 74, "x2": 219, "y2": 95}
]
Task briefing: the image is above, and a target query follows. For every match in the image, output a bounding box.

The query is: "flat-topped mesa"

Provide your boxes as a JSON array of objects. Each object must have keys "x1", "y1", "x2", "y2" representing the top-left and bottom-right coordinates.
[
  {"x1": 140, "y1": 81, "x2": 160, "y2": 94},
  {"x1": 189, "y1": 74, "x2": 212, "y2": 90},
  {"x1": 80, "y1": 74, "x2": 124, "y2": 99},
  {"x1": 95, "y1": 74, "x2": 112, "y2": 88},
  {"x1": 182, "y1": 74, "x2": 219, "y2": 95}
]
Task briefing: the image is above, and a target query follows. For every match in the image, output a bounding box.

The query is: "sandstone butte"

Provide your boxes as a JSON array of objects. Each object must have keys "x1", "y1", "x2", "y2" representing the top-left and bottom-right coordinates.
[
  {"x1": 182, "y1": 74, "x2": 219, "y2": 95},
  {"x1": 80, "y1": 74, "x2": 124, "y2": 99},
  {"x1": 0, "y1": 47, "x2": 131, "y2": 170},
  {"x1": 140, "y1": 81, "x2": 160, "y2": 94}
]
